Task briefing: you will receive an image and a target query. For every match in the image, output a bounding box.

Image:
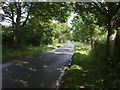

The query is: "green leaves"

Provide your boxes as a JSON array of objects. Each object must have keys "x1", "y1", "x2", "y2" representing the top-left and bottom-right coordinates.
[
  {"x1": 31, "y1": 2, "x2": 70, "y2": 23},
  {"x1": 50, "y1": 22, "x2": 70, "y2": 43}
]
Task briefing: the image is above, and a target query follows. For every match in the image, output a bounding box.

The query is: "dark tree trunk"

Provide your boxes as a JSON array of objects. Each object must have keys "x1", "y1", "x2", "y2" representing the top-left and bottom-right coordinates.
[
  {"x1": 90, "y1": 38, "x2": 94, "y2": 49},
  {"x1": 12, "y1": 3, "x2": 21, "y2": 48},
  {"x1": 59, "y1": 39, "x2": 61, "y2": 43},
  {"x1": 12, "y1": 27, "x2": 20, "y2": 48},
  {"x1": 90, "y1": 31, "x2": 94, "y2": 49},
  {"x1": 12, "y1": 33, "x2": 18, "y2": 48}
]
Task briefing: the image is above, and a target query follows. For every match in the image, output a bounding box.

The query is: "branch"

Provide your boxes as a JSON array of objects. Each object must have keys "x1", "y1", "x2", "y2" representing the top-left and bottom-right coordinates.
[
  {"x1": 92, "y1": 2, "x2": 107, "y2": 15},
  {"x1": 99, "y1": 2, "x2": 108, "y2": 13},
  {"x1": 4, "y1": 19, "x2": 12, "y2": 23},
  {"x1": 4, "y1": 18, "x2": 12, "y2": 22},
  {"x1": 21, "y1": 3, "x2": 33, "y2": 27},
  {"x1": 21, "y1": 13, "x2": 29, "y2": 27},
  {"x1": 2, "y1": 7, "x2": 12, "y2": 17},
  {"x1": 10, "y1": 5, "x2": 15, "y2": 29},
  {"x1": 2, "y1": 14, "x2": 11, "y2": 19},
  {"x1": 2, "y1": 0, "x2": 9, "y2": 6},
  {"x1": 15, "y1": 3, "x2": 21, "y2": 26}
]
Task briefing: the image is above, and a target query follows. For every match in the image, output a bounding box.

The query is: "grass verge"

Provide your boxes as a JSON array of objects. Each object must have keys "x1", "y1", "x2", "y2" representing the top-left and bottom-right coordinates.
[
  {"x1": 2, "y1": 43, "x2": 65, "y2": 63},
  {"x1": 61, "y1": 42, "x2": 120, "y2": 88}
]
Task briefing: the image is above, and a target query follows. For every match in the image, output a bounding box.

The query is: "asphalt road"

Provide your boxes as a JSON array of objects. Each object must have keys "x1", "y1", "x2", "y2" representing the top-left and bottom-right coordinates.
[{"x1": 2, "y1": 42, "x2": 74, "y2": 88}]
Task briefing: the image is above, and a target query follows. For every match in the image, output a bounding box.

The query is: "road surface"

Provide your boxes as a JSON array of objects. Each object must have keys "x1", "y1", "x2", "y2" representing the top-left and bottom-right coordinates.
[{"x1": 2, "y1": 42, "x2": 74, "y2": 88}]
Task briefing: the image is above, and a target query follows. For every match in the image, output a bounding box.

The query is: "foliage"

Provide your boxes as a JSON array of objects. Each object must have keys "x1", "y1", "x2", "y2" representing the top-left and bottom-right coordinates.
[
  {"x1": 91, "y1": 29, "x2": 107, "y2": 59},
  {"x1": 2, "y1": 2, "x2": 120, "y2": 88},
  {"x1": 2, "y1": 26, "x2": 13, "y2": 47},
  {"x1": 2, "y1": 2, "x2": 71, "y2": 48},
  {"x1": 73, "y1": 2, "x2": 120, "y2": 58},
  {"x1": 51, "y1": 22, "x2": 70, "y2": 43},
  {"x1": 22, "y1": 20, "x2": 54, "y2": 46},
  {"x1": 32, "y1": 2, "x2": 70, "y2": 23},
  {"x1": 72, "y1": 13, "x2": 106, "y2": 48}
]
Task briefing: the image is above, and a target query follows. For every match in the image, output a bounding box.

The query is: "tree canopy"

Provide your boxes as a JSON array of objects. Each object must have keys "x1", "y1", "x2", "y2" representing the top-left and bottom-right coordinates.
[
  {"x1": 2, "y1": 1, "x2": 71, "y2": 48},
  {"x1": 2, "y1": 1, "x2": 120, "y2": 58}
]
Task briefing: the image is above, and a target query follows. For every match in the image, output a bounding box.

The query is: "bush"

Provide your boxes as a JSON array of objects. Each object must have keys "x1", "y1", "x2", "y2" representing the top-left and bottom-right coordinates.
[
  {"x1": 2, "y1": 27, "x2": 13, "y2": 48},
  {"x1": 92, "y1": 40, "x2": 106, "y2": 60}
]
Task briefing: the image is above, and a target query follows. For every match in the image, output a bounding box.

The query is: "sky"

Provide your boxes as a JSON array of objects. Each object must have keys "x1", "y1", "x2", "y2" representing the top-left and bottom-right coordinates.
[{"x1": 67, "y1": 12, "x2": 77, "y2": 28}]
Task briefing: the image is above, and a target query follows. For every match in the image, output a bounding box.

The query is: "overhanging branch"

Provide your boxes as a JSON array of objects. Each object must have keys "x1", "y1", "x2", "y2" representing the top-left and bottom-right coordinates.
[
  {"x1": 21, "y1": 4, "x2": 33, "y2": 27},
  {"x1": 92, "y1": 2, "x2": 107, "y2": 16},
  {"x1": 21, "y1": 13, "x2": 29, "y2": 27}
]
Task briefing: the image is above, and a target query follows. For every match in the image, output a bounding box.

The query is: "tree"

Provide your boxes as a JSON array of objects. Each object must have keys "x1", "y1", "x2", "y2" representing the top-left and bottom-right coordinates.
[
  {"x1": 92, "y1": 2, "x2": 120, "y2": 58},
  {"x1": 2, "y1": 2, "x2": 70, "y2": 48},
  {"x1": 51, "y1": 23, "x2": 70, "y2": 43},
  {"x1": 74, "y1": 2, "x2": 120, "y2": 58},
  {"x1": 2, "y1": 1, "x2": 33, "y2": 48},
  {"x1": 72, "y1": 13, "x2": 103, "y2": 48}
]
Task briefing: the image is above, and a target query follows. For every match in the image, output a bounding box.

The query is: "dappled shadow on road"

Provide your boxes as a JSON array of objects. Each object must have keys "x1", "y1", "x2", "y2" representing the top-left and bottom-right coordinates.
[
  {"x1": 2, "y1": 52, "x2": 72, "y2": 88},
  {"x1": 2, "y1": 43, "x2": 75, "y2": 88},
  {"x1": 3, "y1": 60, "x2": 37, "y2": 88},
  {"x1": 62, "y1": 51, "x2": 110, "y2": 88}
]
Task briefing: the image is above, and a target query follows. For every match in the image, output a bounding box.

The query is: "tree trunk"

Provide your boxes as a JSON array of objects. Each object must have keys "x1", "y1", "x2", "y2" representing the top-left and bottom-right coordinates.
[
  {"x1": 12, "y1": 22, "x2": 21, "y2": 48},
  {"x1": 12, "y1": 33, "x2": 18, "y2": 48},
  {"x1": 107, "y1": 29, "x2": 117, "y2": 58},
  {"x1": 12, "y1": 28, "x2": 20, "y2": 48},
  {"x1": 90, "y1": 38, "x2": 93, "y2": 49},
  {"x1": 59, "y1": 39, "x2": 61, "y2": 43},
  {"x1": 106, "y1": 15, "x2": 118, "y2": 59},
  {"x1": 12, "y1": 4, "x2": 21, "y2": 48}
]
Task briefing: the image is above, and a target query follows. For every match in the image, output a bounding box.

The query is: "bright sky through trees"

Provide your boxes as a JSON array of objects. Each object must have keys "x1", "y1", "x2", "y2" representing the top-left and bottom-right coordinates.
[{"x1": 67, "y1": 12, "x2": 77, "y2": 28}]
